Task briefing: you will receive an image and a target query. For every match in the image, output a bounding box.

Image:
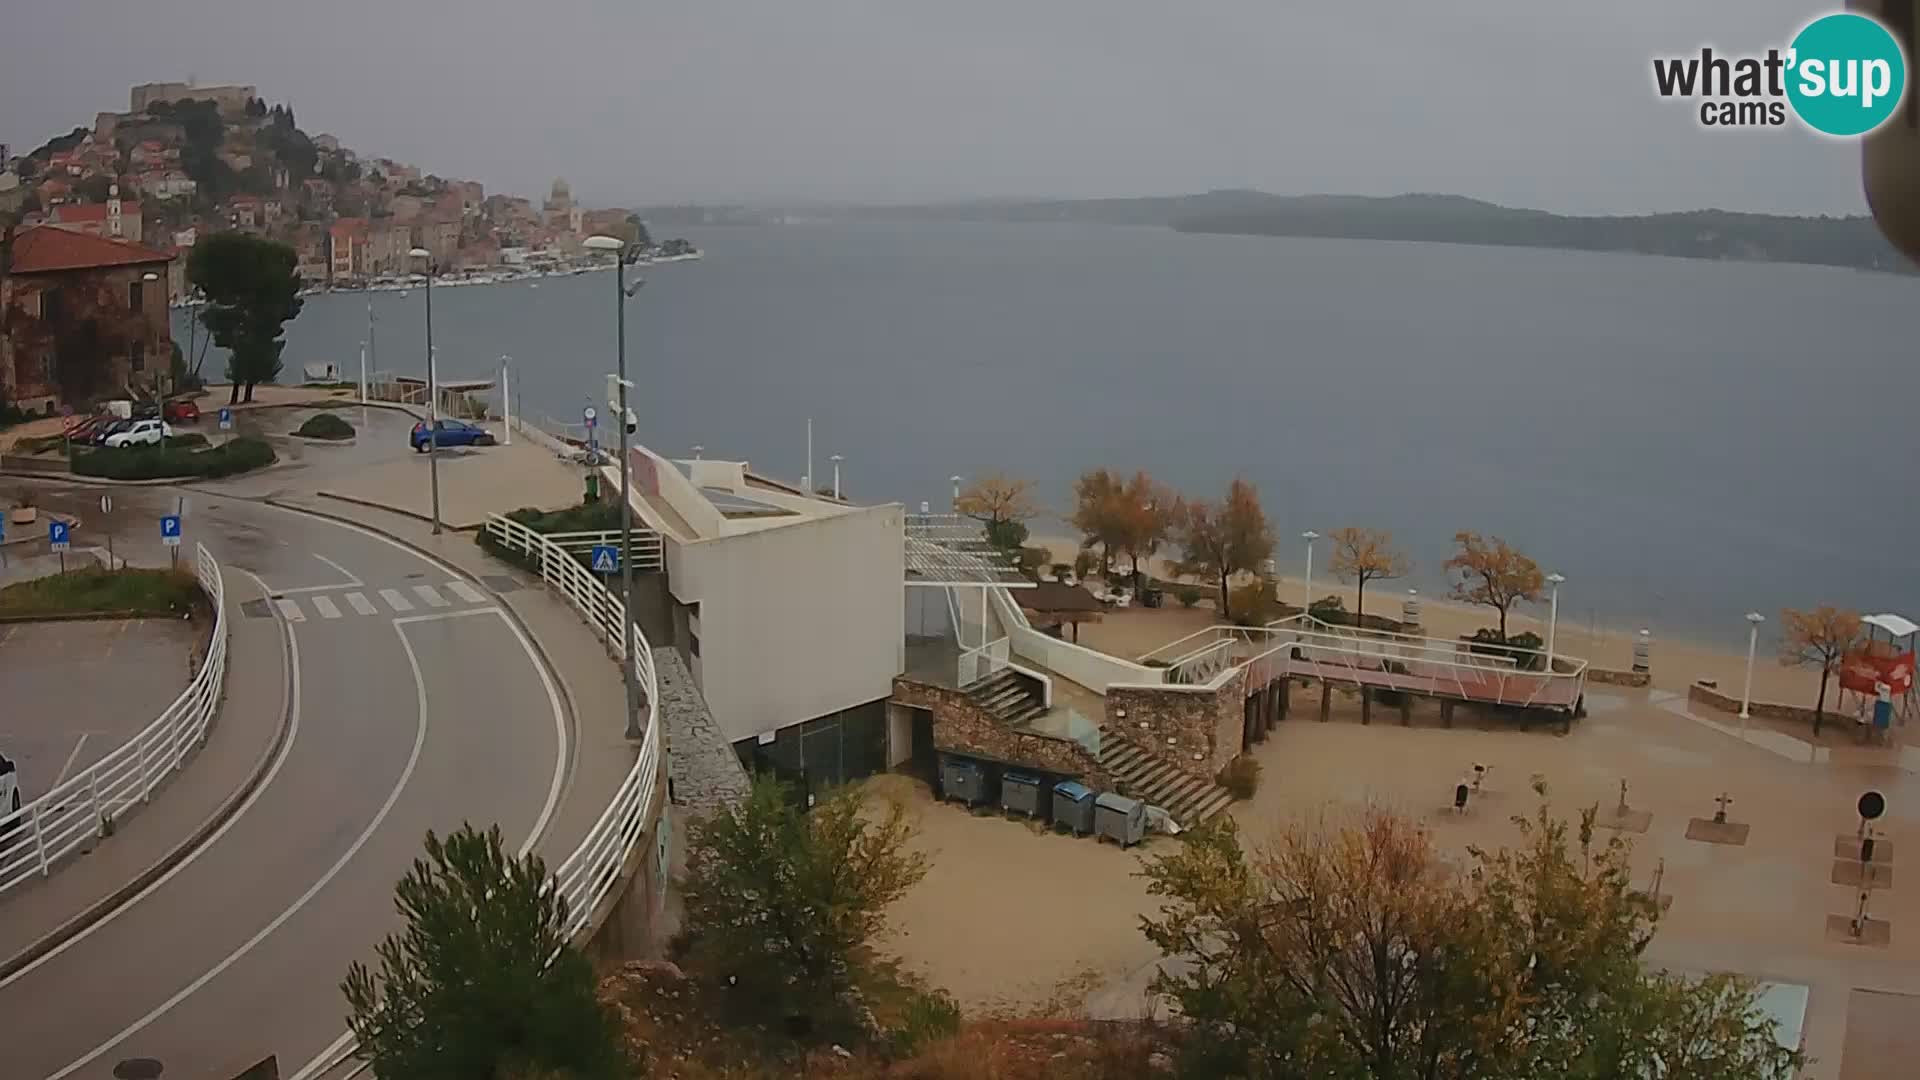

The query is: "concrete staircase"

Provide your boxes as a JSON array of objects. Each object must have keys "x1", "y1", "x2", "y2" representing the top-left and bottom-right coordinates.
[
  {"x1": 966, "y1": 668, "x2": 1049, "y2": 728},
  {"x1": 1099, "y1": 730, "x2": 1237, "y2": 828}
]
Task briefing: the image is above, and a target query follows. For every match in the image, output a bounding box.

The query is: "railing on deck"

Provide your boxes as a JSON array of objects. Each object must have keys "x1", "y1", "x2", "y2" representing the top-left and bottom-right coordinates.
[
  {"x1": 0, "y1": 543, "x2": 228, "y2": 895},
  {"x1": 483, "y1": 513, "x2": 663, "y2": 940}
]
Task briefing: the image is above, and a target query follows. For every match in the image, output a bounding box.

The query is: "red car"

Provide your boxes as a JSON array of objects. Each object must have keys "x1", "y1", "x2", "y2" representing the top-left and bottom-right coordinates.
[{"x1": 163, "y1": 398, "x2": 201, "y2": 423}]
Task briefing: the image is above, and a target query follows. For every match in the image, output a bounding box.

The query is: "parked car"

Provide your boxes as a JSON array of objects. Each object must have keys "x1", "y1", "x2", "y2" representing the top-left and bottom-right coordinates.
[
  {"x1": 104, "y1": 418, "x2": 175, "y2": 448},
  {"x1": 91, "y1": 418, "x2": 135, "y2": 446},
  {"x1": 410, "y1": 419, "x2": 495, "y2": 452},
  {"x1": 164, "y1": 398, "x2": 201, "y2": 423},
  {"x1": 1, "y1": 753, "x2": 19, "y2": 831}
]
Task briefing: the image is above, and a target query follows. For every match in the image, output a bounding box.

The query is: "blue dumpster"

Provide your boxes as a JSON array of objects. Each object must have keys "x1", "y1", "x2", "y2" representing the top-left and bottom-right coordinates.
[{"x1": 1053, "y1": 780, "x2": 1096, "y2": 836}]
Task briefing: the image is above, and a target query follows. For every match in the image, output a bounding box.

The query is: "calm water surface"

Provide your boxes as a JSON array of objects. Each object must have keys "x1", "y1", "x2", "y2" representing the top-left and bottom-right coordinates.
[{"x1": 195, "y1": 222, "x2": 1920, "y2": 647}]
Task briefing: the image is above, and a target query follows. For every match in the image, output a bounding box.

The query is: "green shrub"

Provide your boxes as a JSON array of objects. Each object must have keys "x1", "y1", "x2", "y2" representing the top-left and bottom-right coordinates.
[
  {"x1": 1308, "y1": 594, "x2": 1348, "y2": 622},
  {"x1": 1228, "y1": 582, "x2": 1281, "y2": 627},
  {"x1": 1466, "y1": 628, "x2": 1547, "y2": 672},
  {"x1": 294, "y1": 412, "x2": 355, "y2": 440},
  {"x1": 72, "y1": 437, "x2": 275, "y2": 480},
  {"x1": 0, "y1": 567, "x2": 205, "y2": 617},
  {"x1": 886, "y1": 988, "x2": 963, "y2": 1057},
  {"x1": 1217, "y1": 755, "x2": 1262, "y2": 799},
  {"x1": 166, "y1": 432, "x2": 209, "y2": 449}
]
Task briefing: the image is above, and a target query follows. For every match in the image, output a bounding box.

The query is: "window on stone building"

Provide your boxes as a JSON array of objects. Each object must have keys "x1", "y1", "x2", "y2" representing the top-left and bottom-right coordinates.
[
  {"x1": 131, "y1": 343, "x2": 145, "y2": 372},
  {"x1": 40, "y1": 288, "x2": 62, "y2": 323},
  {"x1": 127, "y1": 279, "x2": 144, "y2": 311}
]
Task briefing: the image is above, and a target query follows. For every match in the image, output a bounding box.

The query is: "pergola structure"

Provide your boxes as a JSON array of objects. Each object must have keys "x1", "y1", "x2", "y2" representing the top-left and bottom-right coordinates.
[{"x1": 904, "y1": 514, "x2": 1032, "y2": 687}]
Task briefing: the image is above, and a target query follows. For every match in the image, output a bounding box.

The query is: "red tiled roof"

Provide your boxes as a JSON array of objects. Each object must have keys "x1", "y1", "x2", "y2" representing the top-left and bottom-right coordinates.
[
  {"x1": 8, "y1": 225, "x2": 173, "y2": 274},
  {"x1": 50, "y1": 201, "x2": 142, "y2": 224}
]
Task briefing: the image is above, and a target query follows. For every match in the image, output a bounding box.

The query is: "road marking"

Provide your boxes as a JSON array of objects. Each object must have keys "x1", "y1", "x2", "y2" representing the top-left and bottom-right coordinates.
[
  {"x1": 412, "y1": 583, "x2": 449, "y2": 608},
  {"x1": 446, "y1": 580, "x2": 487, "y2": 604},
  {"x1": 48, "y1": 617, "x2": 428, "y2": 1080},
  {"x1": 0, "y1": 567, "x2": 301, "y2": 991},
  {"x1": 344, "y1": 591, "x2": 377, "y2": 616},
  {"x1": 378, "y1": 588, "x2": 413, "y2": 612},
  {"x1": 311, "y1": 552, "x2": 362, "y2": 587},
  {"x1": 274, "y1": 598, "x2": 305, "y2": 622},
  {"x1": 52, "y1": 733, "x2": 91, "y2": 789},
  {"x1": 310, "y1": 594, "x2": 341, "y2": 619}
]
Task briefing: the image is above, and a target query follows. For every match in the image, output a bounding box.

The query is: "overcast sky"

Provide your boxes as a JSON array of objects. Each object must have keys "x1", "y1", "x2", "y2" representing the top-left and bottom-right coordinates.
[{"x1": 0, "y1": 1, "x2": 1873, "y2": 215}]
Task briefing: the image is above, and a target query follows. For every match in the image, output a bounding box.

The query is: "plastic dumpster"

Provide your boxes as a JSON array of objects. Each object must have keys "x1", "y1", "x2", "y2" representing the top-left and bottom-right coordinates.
[
  {"x1": 1001, "y1": 771, "x2": 1048, "y2": 820},
  {"x1": 940, "y1": 755, "x2": 995, "y2": 808},
  {"x1": 1053, "y1": 780, "x2": 1096, "y2": 836},
  {"x1": 1095, "y1": 792, "x2": 1146, "y2": 847}
]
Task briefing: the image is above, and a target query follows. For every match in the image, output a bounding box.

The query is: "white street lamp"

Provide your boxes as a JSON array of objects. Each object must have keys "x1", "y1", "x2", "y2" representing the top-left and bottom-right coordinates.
[
  {"x1": 1545, "y1": 572, "x2": 1566, "y2": 670},
  {"x1": 583, "y1": 233, "x2": 646, "y2": 740},
  {"x1": 499, "y1": 354, "x2": 512, "y2": 445},
  {"x1": 1740, "y1": 612, "x2": 1766, "y2": 722},
  {"x1": 830, "y1": 454, "x2": 844, "y2": 500},
  {"x1": 408, "y1": 247, "x2": 442, "y2": 534},
  {"x1": 1301, "y1": 530, "x2": 1319, "y2": 615},
  {"x1": 951, "y1": 475, "x2": 963, "y2": 510}
]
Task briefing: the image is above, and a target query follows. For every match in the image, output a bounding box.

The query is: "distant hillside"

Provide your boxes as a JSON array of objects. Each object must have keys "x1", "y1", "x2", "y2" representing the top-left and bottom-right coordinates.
[{"x1": 843, "y1": 191, "x2": 1916, "y2": 274}]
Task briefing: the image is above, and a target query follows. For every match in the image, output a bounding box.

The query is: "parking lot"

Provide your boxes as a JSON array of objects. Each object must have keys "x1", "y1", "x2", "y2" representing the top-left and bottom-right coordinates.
[{"x1": 0, "y1": 618, "x2": 203, "y2": 802}]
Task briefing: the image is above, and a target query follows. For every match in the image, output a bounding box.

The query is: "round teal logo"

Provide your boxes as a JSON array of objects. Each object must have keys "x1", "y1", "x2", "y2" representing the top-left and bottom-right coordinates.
[{"x1": 1786, "y1": 13, "x2": 1907, "y2": 137}]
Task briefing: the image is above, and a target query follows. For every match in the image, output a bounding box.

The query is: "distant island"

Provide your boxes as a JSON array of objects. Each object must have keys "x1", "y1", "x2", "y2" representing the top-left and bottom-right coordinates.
[{"x1": 830, "y1": 190, "x2": 1915, "y2": 275}]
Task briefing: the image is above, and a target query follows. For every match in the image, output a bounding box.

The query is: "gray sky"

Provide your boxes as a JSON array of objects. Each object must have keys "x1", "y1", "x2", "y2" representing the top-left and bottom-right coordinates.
[{"x1": 0, "y1": 1, "x2": 1871, "y2": 215}]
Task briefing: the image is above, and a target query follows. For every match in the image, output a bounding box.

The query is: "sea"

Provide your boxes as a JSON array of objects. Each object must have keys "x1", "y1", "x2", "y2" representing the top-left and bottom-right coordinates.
[{"x1": 180, "y1": 220, "x2": 1920, "y2": 649}]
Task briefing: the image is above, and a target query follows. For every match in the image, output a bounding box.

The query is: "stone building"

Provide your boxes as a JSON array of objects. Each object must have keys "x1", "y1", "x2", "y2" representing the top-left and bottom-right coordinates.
[{"x1": 1, "y1": 225, "x2": 174, "y2": 412}]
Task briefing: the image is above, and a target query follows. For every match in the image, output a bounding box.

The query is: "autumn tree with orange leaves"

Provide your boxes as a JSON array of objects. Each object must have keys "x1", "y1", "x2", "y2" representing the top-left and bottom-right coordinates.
[
  {"x1": 1779, "y1": 605, "x2": 1863, "y2": 735},
  {"x1": 955, "y1": 471, "x2": 1038, "y2": 553},
  {"x1": 1140, "y1": 793, "x2": 1804, "y2": 1080},
  {"x1": 1328, "y1": 526, "x2": 1410, "y2": 623},
  {"x1": 1443, "y1": 531, "x2": 1544, "y2": 639},
  {"x1": 1178, "y1": 477, "x2": 1273, "y2": 619}
]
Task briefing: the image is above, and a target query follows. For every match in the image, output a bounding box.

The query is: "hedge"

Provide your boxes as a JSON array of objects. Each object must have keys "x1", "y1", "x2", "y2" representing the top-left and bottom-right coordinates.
[
  {"x1": 0, "y1": 567, "x2": 206, "y2": 618},
  {"x1": 73, "y1": 436, "x2": 277, "y2": 480},
  {"x1": 294, "y1": 412, "x2": 355, "y2": 440}
]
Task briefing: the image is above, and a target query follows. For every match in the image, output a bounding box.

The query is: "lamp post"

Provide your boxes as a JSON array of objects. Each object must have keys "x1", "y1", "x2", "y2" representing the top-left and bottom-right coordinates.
[
  {"x1": 140, "y1": 272, "x2": 162, "y2": 404},
  {"x1": 951, "y1": 475, "x2": 963, "y2": 511},
  {"x1": 1740, "y1": 612, "x2": 1766, "y2": 723},
  {"x1": 1301, "y1": 530, "x2": 1319, "y2": 614},
  {"x1": 584, "y1": 234, "x2": 645, "y2": 740},
  {"x1": 499, "y1": 354, "x2": 512, "y2": 445},
  {"x1": 408, "y1": 248, "x2": 442, "y2": 534},
  {"x1": 830, "y1": 454, "x2": 844, "y2": 500},
  {"x1": 1545, "y1": 572, "x2": 1566, "y2": 670}
]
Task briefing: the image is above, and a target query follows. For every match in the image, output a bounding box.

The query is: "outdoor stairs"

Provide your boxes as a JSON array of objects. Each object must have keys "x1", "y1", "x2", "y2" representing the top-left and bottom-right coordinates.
[
  {"x1": 967, "y1": 669, "x2": 1049, "y2": 728},
  {"x1": 1098, "y1": 730, "x2": 1237, "y2": 828}
]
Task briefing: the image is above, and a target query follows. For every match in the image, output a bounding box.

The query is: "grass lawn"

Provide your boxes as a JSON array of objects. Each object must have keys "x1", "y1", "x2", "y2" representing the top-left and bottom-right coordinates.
[{"x1": 0, "y1": 567, "x2": 206, "y2": 618}]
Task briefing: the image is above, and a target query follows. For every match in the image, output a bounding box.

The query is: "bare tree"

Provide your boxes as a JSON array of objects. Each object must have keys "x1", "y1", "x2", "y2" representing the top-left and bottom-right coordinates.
[
  {"x1": 1328, "y1": 526, "x2": 1410, "y2": 623},
  {"x1": 1443, "y1": 531, "x2": 1543, "y2": 639},
  {"x1": 1778, "y1": 606, "x2": 1862, "y2": 735}
]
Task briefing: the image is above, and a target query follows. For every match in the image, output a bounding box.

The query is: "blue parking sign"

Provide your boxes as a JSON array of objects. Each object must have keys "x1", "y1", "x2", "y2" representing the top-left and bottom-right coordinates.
[
  {"x1": 590, "y1": 545, "x2": 619, "y2": 573},
  {"x1": 160, "y1": 514, "x2": 182, "y2": 547},
  {"x1": 48, "y1": 520, "x2": 70, "y2": 551},
  {"x1": 218, "y1": 407, "x2": 233, "y2": 431}
]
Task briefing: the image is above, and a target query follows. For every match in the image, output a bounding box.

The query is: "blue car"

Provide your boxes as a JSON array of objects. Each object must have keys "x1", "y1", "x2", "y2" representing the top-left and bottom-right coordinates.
[{"x1": 410, "y1": 419, "x2": 495, "y2": 452}]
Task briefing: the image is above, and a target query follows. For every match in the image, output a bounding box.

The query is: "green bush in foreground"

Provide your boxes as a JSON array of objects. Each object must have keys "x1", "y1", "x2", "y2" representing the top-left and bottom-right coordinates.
[
  {"x1": 294, "y1": 412, "x2": 355, "y2": 440},
  {"x1": 73, "y1": 437, "x2": 276, "y2": 480},
  {"x1": 0, "y1": 567, "x2": 203, "y2": 617}
]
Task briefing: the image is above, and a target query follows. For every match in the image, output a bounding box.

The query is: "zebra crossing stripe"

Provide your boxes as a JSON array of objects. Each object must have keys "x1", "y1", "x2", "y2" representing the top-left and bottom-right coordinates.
[
  {"x1": 274, "y1": 598, "x2": 305, "y2": 622},
  {"x1": 446, "y1": 580, "x2": 487, "y2": 604},
  {"x1": 412, "y1": 584, "x2": 450, "y2": 608},
  {"x1": 311, "y1": 595, "x2": 342, "y2": 619},
  {"x1": 379, "y1": 588, "x2": 414, "y2": 612},
  {"x1": 345, "y1": 592, "x2": 378, "y2": 616}
]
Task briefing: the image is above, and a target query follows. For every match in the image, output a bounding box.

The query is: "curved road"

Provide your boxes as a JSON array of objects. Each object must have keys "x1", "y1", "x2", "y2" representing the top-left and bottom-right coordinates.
[{"x1": 1, "y1": 497, "x2": 572, "y2": 1079}]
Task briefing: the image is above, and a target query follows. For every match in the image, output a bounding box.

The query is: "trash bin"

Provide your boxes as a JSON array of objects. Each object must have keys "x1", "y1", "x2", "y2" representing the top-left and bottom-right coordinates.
[
  {"x1": 1053, "y1": 780, "x2": 1096, "y2": 836},
  {"x1": 1001, "y1": 771, "x2": 1049, "y2": 820},
  {"x1": 1141, "y1": 588, "x2": 1164, "y2": 609},
  {"x1": 584, "y1": 472, "x2": 600, "y2": 502},
  {"x1": 940, "y1": 754, "x2": 995, "y2": 808},
  {"x1": 1095, "y1": 792, "x2": 1146, "y2": 847}
]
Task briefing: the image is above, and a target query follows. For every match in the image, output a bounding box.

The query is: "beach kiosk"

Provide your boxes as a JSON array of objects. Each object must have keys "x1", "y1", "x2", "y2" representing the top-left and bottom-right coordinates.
[{"x1": 1841, "y1": 614, "x2": 1917, "y2": 735}]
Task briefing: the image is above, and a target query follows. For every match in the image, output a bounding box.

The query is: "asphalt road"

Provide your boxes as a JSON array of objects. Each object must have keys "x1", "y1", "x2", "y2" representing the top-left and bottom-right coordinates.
[{"x1": 0, "y1": 496, "x2": 570, "y2": 1079}]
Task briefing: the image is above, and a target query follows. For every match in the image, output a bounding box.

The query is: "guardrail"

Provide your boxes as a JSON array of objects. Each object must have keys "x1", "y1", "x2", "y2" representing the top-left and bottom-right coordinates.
[
  {"x1": 0, "y1": 543, "x2": 228, "y2": 895},
  {"x1": 541, "y1": 529, "x2": 665, "y2": 573},
  {"x1": 482, "y1": 513, "x2": 662, "y2": 939}
]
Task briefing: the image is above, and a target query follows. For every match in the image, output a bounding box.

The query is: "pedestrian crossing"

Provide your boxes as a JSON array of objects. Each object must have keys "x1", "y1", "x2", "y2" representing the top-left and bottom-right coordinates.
[{"x1": 270, "y1": 581, "x2": 492, "y2": 622}]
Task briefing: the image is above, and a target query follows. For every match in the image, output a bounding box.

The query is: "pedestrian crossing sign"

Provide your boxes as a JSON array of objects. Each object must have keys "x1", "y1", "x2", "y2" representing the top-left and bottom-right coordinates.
[{"x1": 591, "y1": 545, "x2": 619, "y2": 573}]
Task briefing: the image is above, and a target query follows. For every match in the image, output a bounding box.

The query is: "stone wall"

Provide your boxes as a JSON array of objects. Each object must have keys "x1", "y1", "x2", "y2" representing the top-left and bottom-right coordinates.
[
  {"x1": 1688, "y1": 680, "x2": 1827, "y2": 726},
  {"x1": 892, "y1": 676, "x2": 1113, "y2": 789},
  {"x1": 1106, "y1": 665, "x2": 1247, "y2": 781},
  {"x1": 1589, "y1": 667, "x2": 1651, "y2": 688}
]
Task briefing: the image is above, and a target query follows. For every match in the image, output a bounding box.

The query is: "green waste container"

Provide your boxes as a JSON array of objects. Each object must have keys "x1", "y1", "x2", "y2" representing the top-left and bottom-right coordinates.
[{"x1": 584, "y1": 472, "x2": 600, "y2": 502}]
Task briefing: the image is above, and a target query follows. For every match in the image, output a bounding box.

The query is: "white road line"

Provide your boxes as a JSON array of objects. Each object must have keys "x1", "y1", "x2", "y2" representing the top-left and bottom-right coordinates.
[
  {"x1": 311, "y1": 552, "x2": 363, "y2": 587},
  {"x1": 446, "y1": 580, "x2": 487, "y2": 605},
  {"x1": 295, "y1": 604, "x2": 568, "y2": 1080},
  {"x1": 49, "y1": 618, "x2": 429, "y2": 1080},
  {"x1": 1, "y1": 568, "x2": 301, "y2": 991},
  {"x1": 378, "y1": 588, "x2": 413, "y2": 612},
  {"x1": 274, "y1": 598, "x2": 305, "y2": 622},
  {"x1": 51, "y1": 733, "x2": 91, "y2": 789},
  {"x1": 344, "y1": 592, "x2": 377, "y2": 616},
  {"x1": 310, "y1": 595, "x2": 341, "y2": 620},
  {"x1": 412, "y1": 584, "x2": 449, "y2": 608},
  {"x1": 391, "y1": 607, "x2": 501, "y2": 626}
]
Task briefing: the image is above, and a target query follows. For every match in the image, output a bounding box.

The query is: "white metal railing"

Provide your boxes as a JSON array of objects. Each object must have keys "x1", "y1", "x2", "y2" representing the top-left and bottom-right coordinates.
[
  {"x1": 482, "y1": 513, "x2": 662, "y2": 940},
  {"x1": 541, "y1": 529, "x2": 665, "y2": 573},
  {"x1": 0, "y1": 543, "x2": 228, "y2": 895}
]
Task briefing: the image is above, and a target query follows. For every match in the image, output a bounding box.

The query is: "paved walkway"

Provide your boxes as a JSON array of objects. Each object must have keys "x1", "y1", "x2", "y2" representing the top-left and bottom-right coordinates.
[
  {"x1": 313, "y1": 416, "x2": 585, "y2": 530},
  {"x1": 0, "y1": 565, "x2": 288, "y2": 973}
]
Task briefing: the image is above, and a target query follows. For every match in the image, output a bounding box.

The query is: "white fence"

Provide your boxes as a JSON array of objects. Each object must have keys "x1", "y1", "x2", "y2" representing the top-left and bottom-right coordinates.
[
  {"x1": 0, "y1": 543, "x2": 228, "y2": 895},
  {"x1": 482, "y1": 513, "x2": 662, "y2": 940},
  {"x1": 541, "y1": 529, "x2": 665, "y2": 573}
]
